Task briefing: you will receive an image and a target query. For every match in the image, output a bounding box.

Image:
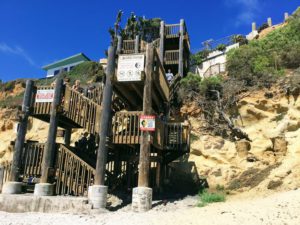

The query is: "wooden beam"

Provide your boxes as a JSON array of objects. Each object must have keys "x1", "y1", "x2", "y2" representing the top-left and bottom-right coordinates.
[
  {"x1": 130, "y1": 83, "x2": 143, "y2": 99},
  {"x1": 95, "y1": 46, "x2": 116, "y2": 185},
  {"x1": 10, "y1": 80, "x2": 34, "y2": 182},
  {"x1": 64, "y1": 127, "x2": 72, "y2": 146},
  {"x1": 135, "y1": 35, "x2": 140, "y2": 53},
  {"x1": 113, "y1": 84, "x2": 141, "y2": 108},
  {"x1": 159, "y1": 21, "x2": 165, "y2": 62},
  {"x1": 179, "y1": 19, "x2": 184, "y2": 77},
  {"x1": 117, "y1": 35, "x2": 122, "y2": 55},
  {"x1": 40, "y1": 78, "x2": 63, "y2": 183},
  {"x1": 138, "y1": 43, "x2": 154, "y2": 187}
]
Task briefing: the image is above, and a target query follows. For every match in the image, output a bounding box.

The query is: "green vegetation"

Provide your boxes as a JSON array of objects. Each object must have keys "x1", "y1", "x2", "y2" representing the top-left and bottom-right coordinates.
[
  {"x1": 227, "y1": 8, "x2": 300, "y2": 86},
  {"x1": 36, "y1": 61, "x2": 104, "y2": 86},
  {"x1": 216, "y1": 44, "x2": 226, "y2": 52},
  {"x1": 109, "y1": 11, "x2": 161, "y2": 44},
  {"x1": 0, "y1": 93, "x2": 23, "y2": 109},
  {"x1": 179, "y1": 73, "x2": 223, "y2": 100},
  {"x1": 198, "y1": 188, "x2": 226, "y2": 207},
  {"x1": 0, "y1": 61, "x2": 104, "y2": 109},
  {"x1": 190, "y1": 50, "x2": 210, "y2": 66}
]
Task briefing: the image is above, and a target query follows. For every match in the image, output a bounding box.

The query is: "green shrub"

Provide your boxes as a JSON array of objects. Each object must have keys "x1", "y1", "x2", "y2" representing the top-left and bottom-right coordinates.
[
  {"x1": 198, "y1": 189, "x2": 226, "y2": 207},
  {"x1": 227, "y1": 10, "x2": 300, "y2": 86},
  {"x1": 199, "y1": 75, "x2": 223, "y2": 99},
  {"x1": 216, "y1": 44, "x2": 226, "y2": 52},
  {"x1": 231, "y1": 34, "x2": 248, "y2": 46},
  {"x1": 180, "y1": 72, "x2": 201, "y2": 89},
  {"x1": 190, "y1": 50, "x2": 210, "y2": 66},
  {"x1": 258, "y1": 23, "x2": 269, "y2": 33}
]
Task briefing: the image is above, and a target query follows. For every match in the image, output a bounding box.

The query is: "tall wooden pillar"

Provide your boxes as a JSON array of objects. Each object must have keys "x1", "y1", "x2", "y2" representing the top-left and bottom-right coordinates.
[
  {"x1": 179, "y1": 19, "x2": 185, "y2": 77},
  {"x1": 40, "y1": 78, "x2": 63, "y2": 183},
  {"x1": 94, "y1": 46, "x2": 116, "y2": 185},
  {"x1": 132, "y1": 44, "x2": 154, "y2": 212},
  {"x1": 10, "y1": 80, "x2": 34, "y2": 182},
  {"x1": 117, "y1": 35, "x2": 122, "y2": 55},
  {"x1": 135, "y1": 35, "x2": 140, "y2": 53},
  {"x1": 138, "y1": 44, "x2": 154, "y2": 187},
  {"x1": 159, "y1": 21, "x2": 165, "y2": 63}
]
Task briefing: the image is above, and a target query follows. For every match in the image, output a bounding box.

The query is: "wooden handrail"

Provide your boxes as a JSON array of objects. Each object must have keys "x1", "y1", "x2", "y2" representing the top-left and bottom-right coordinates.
[
  {"x1": 154, "y1": 49, "x2": 170, "y2": 101},
  {"x1": 164, "y1": 50, "x2": 179, "y2": 65},
  {"x1": 55, "y1": 144, "x2": 96, "y2": 196},
  {"x1": 122, "y1": 40, "x2": 135, "y2": 54},
  {"x1": 112, "y1": 111, "x2": 142, "y2": 144},
  {"x1": 0, "y1": 161, "x2": 12, "y2": 186},
  {"x1": 22, "y1": 142, "x2": 46, "y2": 179},
  {"x1": 63, "y1": 86, "x2": 102, "y2": 134},
  {"x1": 165, "y1": 24, "x2": 180, "y2": 37}
]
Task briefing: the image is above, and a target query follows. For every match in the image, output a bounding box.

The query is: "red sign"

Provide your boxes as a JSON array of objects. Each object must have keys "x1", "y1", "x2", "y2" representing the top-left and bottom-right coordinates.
[
  {"x1": 140, "y1": 115, "x2": 155, "y2": 131},
  {"x1": 35, "y1": 89, "x2": 54, "y2": 103}
]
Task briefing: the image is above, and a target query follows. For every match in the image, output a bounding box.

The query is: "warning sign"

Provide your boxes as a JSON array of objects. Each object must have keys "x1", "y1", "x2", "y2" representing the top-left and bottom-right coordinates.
[
  {"x1": 117, "y1": 54, "x2": 145, "y2": 82},
  {"x1": 35, "y1": 89, "x2": 54, "y2": 103},
  {"x1": 139, "y1": 115, "x2": 155, "y2": 131}
]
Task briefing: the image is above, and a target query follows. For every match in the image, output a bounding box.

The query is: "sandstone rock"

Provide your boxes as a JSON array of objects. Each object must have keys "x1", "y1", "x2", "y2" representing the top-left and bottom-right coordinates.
[
  {"x1": 271, "y1": 137, "x2": 287, "y2": 156},
  {"x1": 235, "y1": 140, "x2": 251, "y2": 158}
]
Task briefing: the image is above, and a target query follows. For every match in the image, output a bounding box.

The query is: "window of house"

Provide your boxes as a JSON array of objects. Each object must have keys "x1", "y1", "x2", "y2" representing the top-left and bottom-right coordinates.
[
  {"x1": 70, "y1": 66, "x2": 74, "y2": 70},
  {"x1": 64, "y1": 67, "x2": 68, "y2": 72},
  {"x1": 54, "y1": 70, "x2": 60, "y2": 75}
]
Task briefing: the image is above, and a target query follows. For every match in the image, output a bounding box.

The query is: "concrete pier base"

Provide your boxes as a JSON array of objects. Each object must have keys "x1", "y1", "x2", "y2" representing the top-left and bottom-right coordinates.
[
  {"x1": 132, "y1": 187, "x2": 152, "y2": 212},
  {"x1": 1, "y1": 182, "x2": 23, "y2": 194},
  {"x1": 34, "y1": 183, "x2": 54, "y2": 196},
  {"x1": 88, "y1": 185, "x2": 108, "y2": 209}
]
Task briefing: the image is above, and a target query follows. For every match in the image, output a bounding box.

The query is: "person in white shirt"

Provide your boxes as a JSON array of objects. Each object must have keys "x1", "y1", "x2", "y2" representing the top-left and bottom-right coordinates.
[{"x1": 166, "y1": 69, "x2": 174, "y2": 84}]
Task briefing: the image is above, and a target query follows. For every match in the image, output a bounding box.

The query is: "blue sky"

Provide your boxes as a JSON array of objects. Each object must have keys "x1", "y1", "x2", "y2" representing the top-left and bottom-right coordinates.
[{"x1": 0, "y1": 0, "x2": 299, "y2": 82}]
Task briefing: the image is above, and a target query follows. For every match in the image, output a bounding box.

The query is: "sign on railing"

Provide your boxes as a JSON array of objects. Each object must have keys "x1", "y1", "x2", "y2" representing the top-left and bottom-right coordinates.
[
  {"x1": 35, "y1": 89, "x2": 54, "y2": 103},
  {"x1": 140, "y1": 115, "x2": 155, "y2": 131},
  {"x1": 117, "y1": 54, "x2": 145, "y2": 82}
]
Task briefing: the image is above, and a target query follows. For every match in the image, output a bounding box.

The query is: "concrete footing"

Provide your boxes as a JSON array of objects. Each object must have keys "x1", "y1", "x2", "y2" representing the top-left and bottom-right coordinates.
[
  {"x1": 1, "y1": 182, "x2": 23, "y2": 194},
  {"x1": 34, "y1": 183, "x2": 54, "y2": 196},
  {"x1": 0, "y1": 194, "x2": 94, "y2": 213},
  {"x1": 132, "y1": 187, "x2": 152, "y2": 212},
  {"x1": 88, "y1": 185, "x2": 108, "y2": 209}
]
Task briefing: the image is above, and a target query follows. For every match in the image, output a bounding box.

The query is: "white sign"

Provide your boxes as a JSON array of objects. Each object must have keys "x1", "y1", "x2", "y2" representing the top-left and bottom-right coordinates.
[
  {"x1": 117, "y1": 54, "x2": 145, "y2": 82},
  {"x1": 35, "y1": 89, "x2": 54, "y2": 103}
]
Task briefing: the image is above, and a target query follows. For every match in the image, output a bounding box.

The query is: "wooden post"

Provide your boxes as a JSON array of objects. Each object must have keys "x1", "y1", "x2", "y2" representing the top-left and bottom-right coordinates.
[
  {"x1": 159, "y1": 21, "x2": 165, "y2": 63},
  {"x1": 95, "y1": 46, "x2": 116, "y2": 185},
  {"x1": 40, "y1": 78, "x2": 63, "y2": 183},
  {"x1": 135, "y1": 35, "x2": 140, "y2": 53},
  {"x1": 10, "y1": 80, "x2": 34, "y2": 182},
  {"x1": 138, "y1": 44, "x2": 154, "y2": 187},
  {"x1": 64, "y1": 127, "x2": 72, "y2": 146},
  {"x1": 179, "y1": 19, "x2": 185, "y2": 77},
  {"x1": 117, "y1": 35, "x2": 122, "y2": 54},
  {"x1": 155, "y1": 160, "x2": 161, "y2": 192},
  {"x1": 0, "y1": 166, "x2": 4, "y2": 192},
  {"x1": 126, "y1": 160, "x2": 132, "y2": 190}
]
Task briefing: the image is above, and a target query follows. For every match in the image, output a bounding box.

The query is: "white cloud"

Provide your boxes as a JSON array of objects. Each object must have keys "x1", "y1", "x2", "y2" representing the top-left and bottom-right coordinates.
[
  {"x1": 0, "y1": 42, "x2": 36, "y2": 66},
  {"x1": 225, "y1": 0, "x2": 260, "y2": 26}
]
